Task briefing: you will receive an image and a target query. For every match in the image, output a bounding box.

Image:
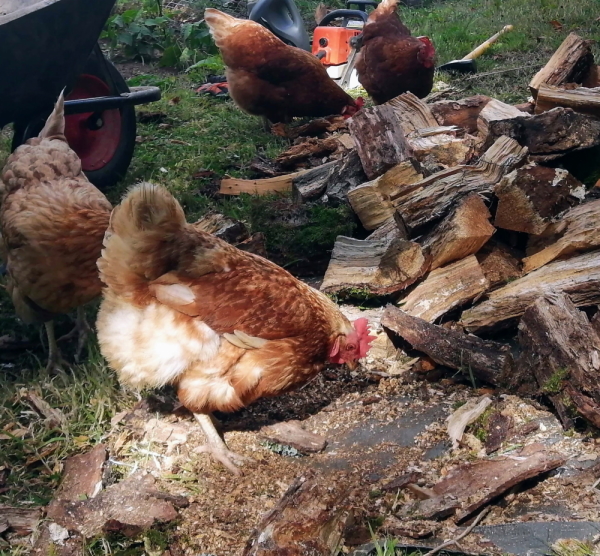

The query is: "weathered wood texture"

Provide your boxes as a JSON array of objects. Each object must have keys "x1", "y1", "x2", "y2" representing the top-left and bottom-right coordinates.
[
  {"x1": 348, "y1": 104, "x2": 414, "y2": 179},
  {"x1": 388, "y1": 92, "x2": 439, "y2": 133},
  {"x1": 494, "y1": 164, "x2": 584, "y2": 235},
  {"x1": 476, "y1": 241, "x2": 522, "y2": 289},
  {"x1": 292, "y1": 160, "x2": 342, "y2": 203},
  {"x1": 535, "y1": 85, "x2": 600, "y2": 117},
  {"x1": 347, "y1": 161, "x2": 422, "y2": 230},
  {"x1": 517, "y1": 293, "x2": 600, "y2": 429},
  {"x1": 478, "y1": 99, "x2": 528, "y2": 140},
  {"x1": 243, "y1": 471, "x2": 350, "y2": 556},
  {"x1": 460, "y1": 250, "x2": 600, "y2": 332},
  {"x1": 392, "y1": 135, "x2": 527, "y2": 232},
  {"x1": 529, "y1": 33, "x2": 595, "y2": 96},
  {"x1": 220, "y1": 170, "x2": 307, "y2": 195},
  {"x1": 523, "y1": 199, "x2": 600, "y2": 273},
  {"x1": 381, "y1": 305, "x2": 513, "y2": 387},
  {"x1": 320, "y1": 236, "x2": 429, "y2": 295},
  {"x1": 399, "y1": 255, "x2": 489, "y2": 322},
  {"x1": 193, "y1": 212, "x2": 250, "y2": 244},
  {"x1": 429, "y1": 95, "x2": 492, "y2": 134},
  {"x1": 420, "y1": 193, "x2": 495, "y2": 270},
  {"x1": 484, "y1": 107, "x2": 600, "y2": 157}
]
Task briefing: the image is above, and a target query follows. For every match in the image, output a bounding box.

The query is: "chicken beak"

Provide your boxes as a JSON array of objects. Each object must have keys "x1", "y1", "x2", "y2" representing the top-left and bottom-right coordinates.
[{"x1": 345, "y1": 360, "x2": 359, "y2": 371}]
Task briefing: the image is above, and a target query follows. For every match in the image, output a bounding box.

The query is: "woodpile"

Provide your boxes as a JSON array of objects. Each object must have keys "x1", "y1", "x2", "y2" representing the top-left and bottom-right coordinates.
[{"x1": 217, "y1": 33, "x2": 600, "y2": 430}]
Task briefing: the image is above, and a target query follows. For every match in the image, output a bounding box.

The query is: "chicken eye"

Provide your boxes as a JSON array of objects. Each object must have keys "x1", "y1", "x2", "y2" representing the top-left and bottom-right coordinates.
[{"x1": 346, "y1": 344, "x2": 357, "y2": 351}]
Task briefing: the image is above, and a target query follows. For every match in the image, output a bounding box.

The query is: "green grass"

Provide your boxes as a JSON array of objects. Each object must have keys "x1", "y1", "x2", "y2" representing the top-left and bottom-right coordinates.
[{"x1": 1, "y1": 0, "x2": 600, "y2": 551}]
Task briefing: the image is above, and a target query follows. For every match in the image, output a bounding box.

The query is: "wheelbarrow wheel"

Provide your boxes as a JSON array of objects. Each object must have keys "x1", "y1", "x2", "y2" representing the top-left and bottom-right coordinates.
[{"x1": 12, "y1": 58, "x2": 136, "y2": 190}]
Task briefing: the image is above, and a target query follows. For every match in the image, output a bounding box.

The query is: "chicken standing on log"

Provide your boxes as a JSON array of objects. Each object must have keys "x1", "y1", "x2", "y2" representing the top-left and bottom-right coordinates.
[
  {"x1": 0, "y1": 92, "x2": 112, "y2": 371},
  {"x1": 96, "y1": 183, "x2": 375, "y2": 474},
  {"x1": 355, "y1": 0, "x2": 435, "y2": 104},
  {"x1": 204, "y1": 8, "x2": 363, "y2": 127}
]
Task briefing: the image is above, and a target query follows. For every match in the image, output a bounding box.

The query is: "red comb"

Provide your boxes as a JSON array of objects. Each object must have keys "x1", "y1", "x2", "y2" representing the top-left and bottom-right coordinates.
[{"x1": 353, "y1": 318, "x2": 377, "y2": 358}]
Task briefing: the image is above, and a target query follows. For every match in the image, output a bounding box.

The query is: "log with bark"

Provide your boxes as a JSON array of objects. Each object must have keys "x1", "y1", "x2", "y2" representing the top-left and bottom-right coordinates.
[
  {"x1": 320, "y1": 235, "x2": 430, "y2": 295},
  {"x1": 347, "y1": 161, "x2": 422, "y2": 231},
  {"x1": 529, "y1": 33, "x2": 595, "y2": 97},
  {"x1": 366, "y1": 216, "x2": 407, "y2": 241},
  {"x1": 348, "y1": 104, "x2": 415, "y2": 179},
  {"x1": 460, "y1": 250, "x2": 600, "y2": 332},
  {"x1": 493, "y1": 163, "x2": 584, "y2": 235},
  {"x1": 483, "y1": 106, "x2": 600, "y2": 159},
  {"x1": 388, "y1": 92, "x2": 439, "y2": 133},
  {"x1": 535, "y1": 85, "x2": 600, "y2": 117},
  {"x1": 292, "y1": 159, "x2": 342, "y2": 203},
  {"x1": 193, "y1": 212, "x2": 250, "y2": 244},
  {"x1": 392, "y1": 135, "x2": 528, "y2": 233},
  {"x1": 381, "y1": 305, "x2": 513, "y2": 387},
  {"x1": 399, "y1": 255, "x2": 489, "y2": 322},
  {"x1": 429, "y1": 95, "x2": 492, "y2": 134},
  {"x1": 478, "y1": 99, "x2": 528, "y2": 141},
  {"x1": 517, "y1": 293, "x2": 600, "y2": 429},
  {"x1": 243, "y1": 471, "x2": 351, "y2": 556},
  {"x1": 420, "y1": 193, "x2": 495, "y2": 270},
  {"x1": 523, "y1": 199, "x2": 600, "y2": 273},
  {"x1": 273, "y1": 136, "x2": 341, "y2": 169}
]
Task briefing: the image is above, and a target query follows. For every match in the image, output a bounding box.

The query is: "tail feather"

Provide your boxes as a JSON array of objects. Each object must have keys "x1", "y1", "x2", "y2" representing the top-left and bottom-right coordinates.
[
  {"x1": 98, "y1": 182, "x2": 187, "y2": 297},
  {"x1": 204, "y1": 8, "x2": 244, "y2": 48},
  {"x1": 39, "y1": 89, "x2": 66, "y2": 140}
]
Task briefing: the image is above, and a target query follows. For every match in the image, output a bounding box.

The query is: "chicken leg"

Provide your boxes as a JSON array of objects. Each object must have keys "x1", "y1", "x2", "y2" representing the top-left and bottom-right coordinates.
[
  {"x1": 44, "y1": 321, "x2": 65, "y2": 373},
  {"x1": 193, "y1": 412, "x2": 250, "y2": 475},
  {"x1": 57, "y1": 306, "x2": 91, "y2": 362}
]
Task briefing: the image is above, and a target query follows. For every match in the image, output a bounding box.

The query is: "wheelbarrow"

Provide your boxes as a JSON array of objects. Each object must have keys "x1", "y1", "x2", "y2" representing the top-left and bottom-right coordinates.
[{"x1": 0, "y1": 0, "x2": 162, "y2": 188}]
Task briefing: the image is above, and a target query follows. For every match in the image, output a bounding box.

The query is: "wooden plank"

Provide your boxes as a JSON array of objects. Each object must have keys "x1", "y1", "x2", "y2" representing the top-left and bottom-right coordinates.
[
  {"x1": 535, "y1": 85, "x2": 600, "y2": 117},
  {"x1": 219, "y1": 170, "x2": 309, "y2": 195}
]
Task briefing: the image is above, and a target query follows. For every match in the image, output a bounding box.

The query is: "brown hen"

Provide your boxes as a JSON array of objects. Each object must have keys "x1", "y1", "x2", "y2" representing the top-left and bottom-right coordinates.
[
  {"x1": 0, "y1": 92, "x2": 112, "y2": 369},
  {"x1": 355, "y1": 0, "x2": 435, "y2": 104},
  {"x1": 204, "y1": 8, "x2": 363, "y2": 125},
  {"x1": 96, "y1": 183, "x2": 374, "y2": 474}
]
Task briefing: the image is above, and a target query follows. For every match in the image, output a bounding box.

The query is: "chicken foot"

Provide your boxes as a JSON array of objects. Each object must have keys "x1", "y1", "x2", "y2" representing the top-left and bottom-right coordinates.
[
  {"x1": 57, "y1": 306, "x2": 91, "y2": 362},
  {"x1": 193, "y1": 412, "x2": 250, "y2": 475}
]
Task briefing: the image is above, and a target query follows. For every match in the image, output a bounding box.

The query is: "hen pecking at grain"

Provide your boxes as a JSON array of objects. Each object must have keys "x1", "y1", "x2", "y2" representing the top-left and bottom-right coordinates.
[
  {"x1": 203, "y1": 8, "x2": 363, "y2": 126},
  {"x1": 96, "y1": 182, "x2": 375, "y2": 474},
  {"x1": 0, "y1": 92, "x2": 112, "y2": 370}
]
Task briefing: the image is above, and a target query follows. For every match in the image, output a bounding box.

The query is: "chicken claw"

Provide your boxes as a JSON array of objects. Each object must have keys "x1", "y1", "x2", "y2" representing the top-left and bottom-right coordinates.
[
  {"x1": 193, "y1": 413, "x2": 251, "y2": 475},
  {"x1": 57, "y1": 306, "x2": 91, "y2": 362}
]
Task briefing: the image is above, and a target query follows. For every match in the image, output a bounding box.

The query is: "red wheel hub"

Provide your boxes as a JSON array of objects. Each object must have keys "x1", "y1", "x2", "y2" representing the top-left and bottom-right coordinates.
[{"x1": 64, "y1": 74, "x2": 122, "y2": 172}]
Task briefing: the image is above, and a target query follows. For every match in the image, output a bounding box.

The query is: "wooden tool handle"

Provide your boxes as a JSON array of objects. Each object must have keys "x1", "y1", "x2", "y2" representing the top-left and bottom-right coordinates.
[{"x1": 462, "y1": 25, "x2": 514, "y2": 61}]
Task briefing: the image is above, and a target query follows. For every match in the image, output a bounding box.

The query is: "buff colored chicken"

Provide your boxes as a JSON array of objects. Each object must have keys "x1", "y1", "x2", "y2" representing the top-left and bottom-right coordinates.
[
  {"x1": 96, "y1": 183, "x2": 375, "y2": 474},
  {"x1": 0, "y1": 92, "x2": 112, "y2": 370}
]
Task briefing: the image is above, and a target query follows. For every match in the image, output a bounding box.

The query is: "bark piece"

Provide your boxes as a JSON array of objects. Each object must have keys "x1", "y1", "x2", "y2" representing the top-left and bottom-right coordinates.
[
  {"x1": 321, "y1": 236, "x2": 429, "y2": 295},
  {"x1": 259, "y1": 421, "x2": 327, "y2": 454},
  {"x1": 447, "y1": 396, "x2": 493, "y2": 449},
  {"x1": 523, "y1": 199, "x2": 600, "y2": 273},
  {"x1": 535, "y1": 85, "x2": 600, "y2": 117},
  {"x1": 428, "y1": 443, "x2": 566, "y2": 522},
  {"x1": 399, "y1": 256, "x2": 489, "y2": 322},
  {"x1": 381, "y1": 305, "x2": 513, "y2": 387},
  {"x1": 429, "y1": 95, "x2": 492, "y2": 134},
  {"x1": 243, "y1": 470, "x2": 350, "y2": 556},
  {"x1": 420, "y1": 194, "x2": 495, "y2": 270},
  {"x1": 193, "y1": 212, "x2": 250, "y2": 244},
  {"x1": 478, "y1": 98, "x2": 529, "y2": 140},
  {"x1": 21, "y1": 391, "x2": 67, "y2": 429},
  {"x1": 476, "y1": 241, "x2": 522, "y2": 289},
  {"x1": 219, "y1": 170, "x2": 308, "y2": 195},
  {"x1": 0, "y1": 506, "x2": 42, "y2": 536},
  {"x1": 323, "y1": 149, "x2": 367, "y2": 205},
  {"x1": 484, "y1": 107, "x2": 600, "y2": 158},
  {"x1": 274, "y1": 136, "x2": 340, "y2": 168},
  {"x1": 517, "y1": 293, "x2": 600, "y2": 429},
  {"x1": 347, "y1": 161, "x2": 422, "y2": 231},
  {"x1": 46, "y1": 445, "x2": 107, "y2": 521},
  {"x1": 392, "y1": 136, "x2": 527, "y2": 233},
  {"x1": 529, "y1": 33, "x2": 595, "y2": 97},
  {"x1": 45, "y1": 473, "x2": 180, "y2": 538},
  {"x1": 382, "y1": 471, "x2": 422, "y2": 492},
  {"x1": 484, "y1": 412, "x2": 514, "y2": 454},
  {"x1": 292, "y1": 160, "x2": 341, "y2": 203},
  {"x1": 348, "y1": 104, "x2": 415, "y2": 179},
  {"x1": 493, "y1": 163, "x2": 584, "y2": 235},
  {"x1": 460, "y1": 250, "x2": 600, "y2": 332}
]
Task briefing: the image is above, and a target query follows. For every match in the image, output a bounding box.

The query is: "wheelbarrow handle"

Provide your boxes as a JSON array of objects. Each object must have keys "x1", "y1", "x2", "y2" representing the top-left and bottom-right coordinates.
[{"x1": 64, "y1": 86, "x2": 162, "y2": 115}]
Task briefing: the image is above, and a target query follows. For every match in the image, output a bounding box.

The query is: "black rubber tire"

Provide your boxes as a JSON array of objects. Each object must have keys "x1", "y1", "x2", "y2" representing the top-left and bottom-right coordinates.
[{"x1": 11, "y1": 55, "x2": 137, "y2": 190}]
